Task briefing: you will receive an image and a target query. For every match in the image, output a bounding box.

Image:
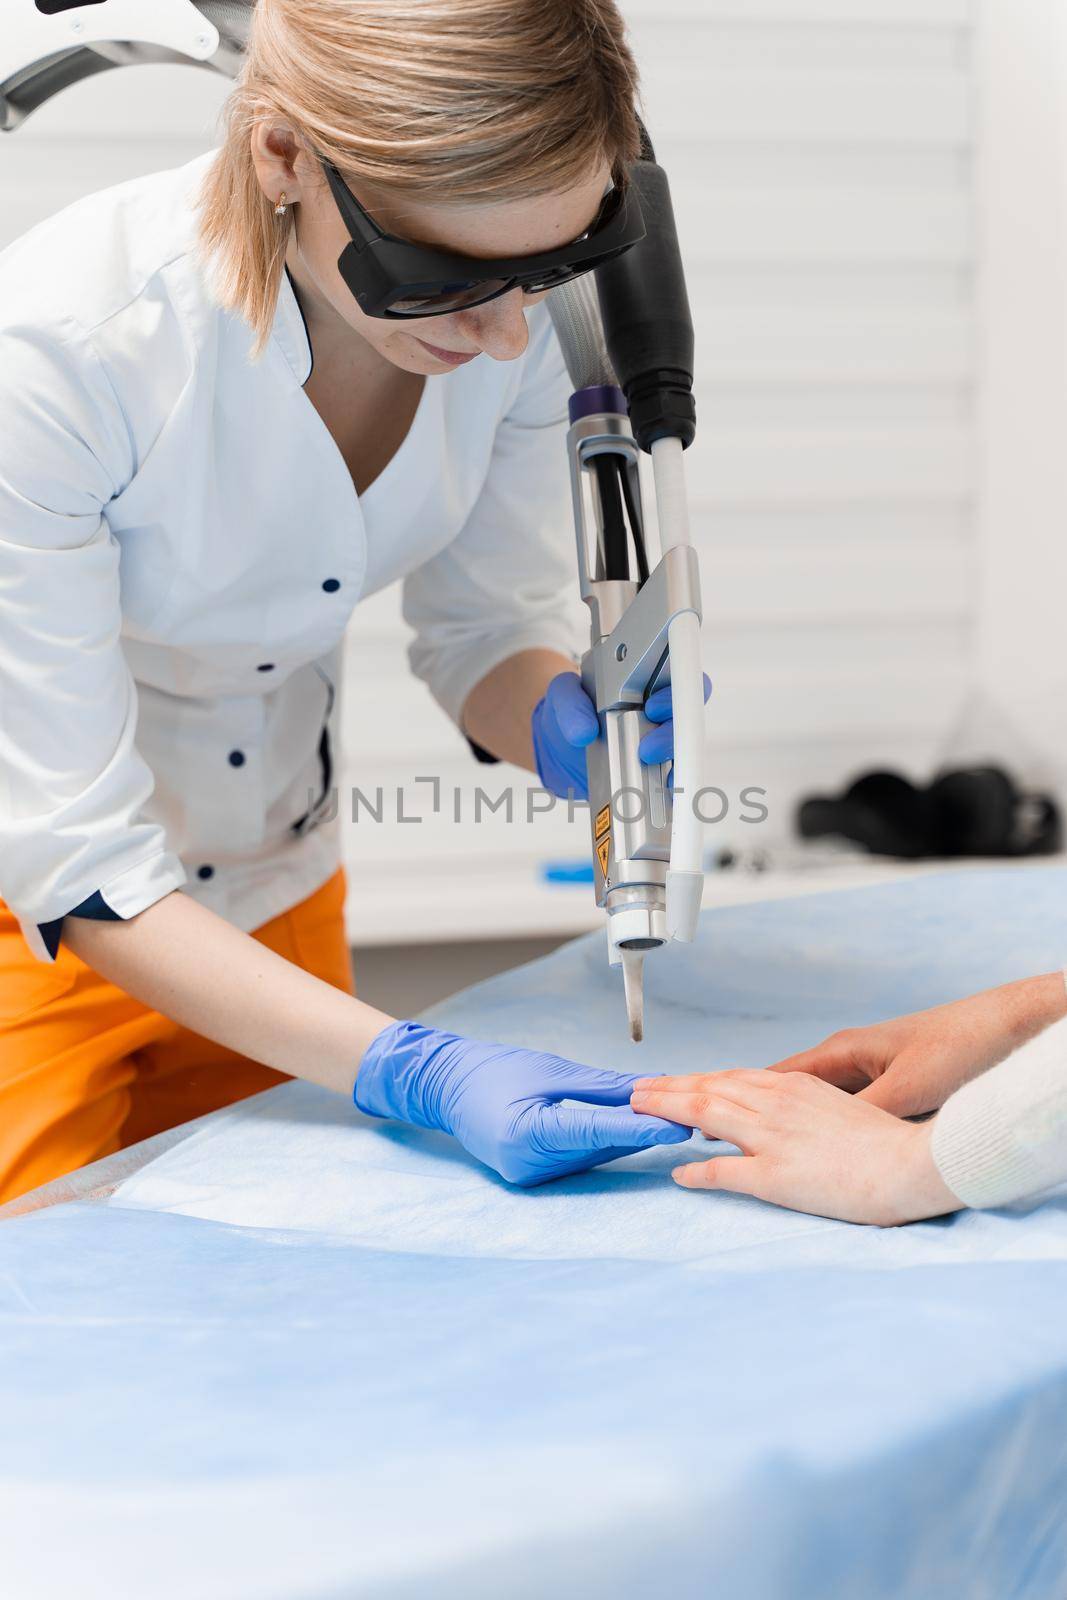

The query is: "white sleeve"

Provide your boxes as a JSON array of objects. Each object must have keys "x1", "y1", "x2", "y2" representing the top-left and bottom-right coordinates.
[
  {"x1": 931, "y1": 966, "x2": 1067, "y2": 1208},
  {"x1": 0, "y1": 321, "x2": 187, "y2": 964},
  {"x1": 400, "y1": 304, "x2": 587, "y2": 728}
]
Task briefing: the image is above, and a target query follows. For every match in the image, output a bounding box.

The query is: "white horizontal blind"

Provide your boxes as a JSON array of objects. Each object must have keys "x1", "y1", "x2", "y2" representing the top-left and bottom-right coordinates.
[
  {"x1": 628, "y1": 0, "x2": 979, "y2": 845},
  {"x1": 0, "y1": 3, "x2": 981, "y2": 943},
  {"x1": 973, "y1": 0, "x2": 1067, "y2": 796}
]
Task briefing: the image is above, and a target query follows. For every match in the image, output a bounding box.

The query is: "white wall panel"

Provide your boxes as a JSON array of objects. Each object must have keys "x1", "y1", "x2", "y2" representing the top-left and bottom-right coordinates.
[
  {"x1": 677, "y1": 190, "x2": 972, "y2": 265},
  {"x1": 687, "y1": 428, "x2": 971, "y2": 506},
  {"x1": 628, "y1": 2, "x2": 971, "y2": 23},
  {"x1": 699, "y1": 541, "x2": 973, "y2": 624},
  {"x1": 691, "y1": 265, "x2": 972, "y2": 312},
  {"x1": 645, "y1": 72, "x2": 971, "y2": 146},
  {"x1": 972, "y1": 0, "x2": 1067, "y2": 793},
  {"x1": 695, "y1": 309, "x2": 973, "y2": 384}
]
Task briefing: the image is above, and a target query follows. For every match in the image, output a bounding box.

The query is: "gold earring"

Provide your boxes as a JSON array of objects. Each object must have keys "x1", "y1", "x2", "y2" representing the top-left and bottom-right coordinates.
[{"x1": 274, "y1": 192, "x2": 288, "y2": 215}]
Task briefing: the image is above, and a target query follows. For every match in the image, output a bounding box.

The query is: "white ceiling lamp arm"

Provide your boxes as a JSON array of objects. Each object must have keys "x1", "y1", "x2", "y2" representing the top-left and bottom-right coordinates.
[{"x1": 0, "y1": 2, "x2": 255, "y2": 132}]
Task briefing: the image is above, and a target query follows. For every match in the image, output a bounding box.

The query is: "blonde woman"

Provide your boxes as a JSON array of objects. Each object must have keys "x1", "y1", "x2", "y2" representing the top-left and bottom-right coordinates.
[{"x1": 0, "y1": 0, "x2": 692, "y2": 1202}]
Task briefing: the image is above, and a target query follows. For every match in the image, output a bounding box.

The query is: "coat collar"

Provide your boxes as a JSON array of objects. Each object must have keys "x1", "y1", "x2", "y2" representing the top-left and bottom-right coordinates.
[{"x1": 271, "y1": 264, "x2": 314, "y2": 386}]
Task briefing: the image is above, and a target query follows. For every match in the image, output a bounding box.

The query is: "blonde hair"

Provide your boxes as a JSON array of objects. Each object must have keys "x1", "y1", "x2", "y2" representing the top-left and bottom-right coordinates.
[{"x1": 194, "y1": 0, "x2": 641, "y2": 360}]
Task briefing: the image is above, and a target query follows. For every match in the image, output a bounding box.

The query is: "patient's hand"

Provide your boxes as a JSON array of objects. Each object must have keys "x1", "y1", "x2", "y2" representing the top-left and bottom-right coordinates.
[
  {"x1": 763, "y1": 973, "x2": 1067, "y2": 1119},
  {"x1": 630, "y1": 1071, "x2": 961, "y2": 1226}
]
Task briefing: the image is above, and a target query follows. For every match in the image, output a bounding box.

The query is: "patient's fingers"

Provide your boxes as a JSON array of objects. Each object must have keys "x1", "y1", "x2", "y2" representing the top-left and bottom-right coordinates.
[
  {"x1": 765, "y1": 1033, "x2": 873, "y2": 1092},
  {"x1": 632, "y1": 1070, "x2": 766, "y2": 1097},
  {"x1": 856, "y1": 1058, "x2": 935, "y2": 1119},
  {"x1": 672, "y1": 1155, "x2": 762, "y2": 1195},
  {"x1": 632, "y1": 1071, "x2": 771, "y2": 1121},
  {"x1": 630, "y1": 1084, "x2": 760, "y2": 1149}
]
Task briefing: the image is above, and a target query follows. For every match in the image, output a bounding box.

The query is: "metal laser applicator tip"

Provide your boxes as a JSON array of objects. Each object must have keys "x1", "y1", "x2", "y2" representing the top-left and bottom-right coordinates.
[{"x1": 621, "y1": 948, "x2": 645, "y2": 1043}]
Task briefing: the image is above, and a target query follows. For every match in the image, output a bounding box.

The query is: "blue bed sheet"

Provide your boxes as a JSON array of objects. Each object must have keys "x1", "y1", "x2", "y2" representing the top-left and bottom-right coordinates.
[{"x1": 1, "y1": 866, "x2": 1066, "y2": 1599}]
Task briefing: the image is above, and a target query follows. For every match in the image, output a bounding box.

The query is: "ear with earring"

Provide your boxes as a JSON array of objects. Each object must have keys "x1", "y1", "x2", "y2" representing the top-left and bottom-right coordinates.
[{"x1": 274, "y1": 192, "x2": 288, "y2": 215}]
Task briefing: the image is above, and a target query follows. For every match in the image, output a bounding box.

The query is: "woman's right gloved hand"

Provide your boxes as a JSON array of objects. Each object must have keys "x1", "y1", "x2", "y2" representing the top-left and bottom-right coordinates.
[{"x1": 354, "y1": 1019, "x2": 691, "y2": 1187}]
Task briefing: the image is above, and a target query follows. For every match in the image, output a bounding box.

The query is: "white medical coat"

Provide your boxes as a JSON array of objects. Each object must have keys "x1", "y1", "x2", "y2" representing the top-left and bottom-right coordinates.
[{"x1": 0, "y1": 148, "x2": 582, "y2": 964}]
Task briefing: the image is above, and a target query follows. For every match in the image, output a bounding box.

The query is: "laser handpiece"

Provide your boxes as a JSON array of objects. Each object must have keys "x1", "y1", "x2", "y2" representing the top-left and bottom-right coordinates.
[{"x1": 549, "y1": 148, "x2": 705, "y2": 1043}]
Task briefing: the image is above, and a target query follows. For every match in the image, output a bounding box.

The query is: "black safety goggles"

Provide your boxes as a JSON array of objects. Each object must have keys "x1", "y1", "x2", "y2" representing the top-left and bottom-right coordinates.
[{"x1": 319, "y1": 155, "x2": 646, "y2": 318}]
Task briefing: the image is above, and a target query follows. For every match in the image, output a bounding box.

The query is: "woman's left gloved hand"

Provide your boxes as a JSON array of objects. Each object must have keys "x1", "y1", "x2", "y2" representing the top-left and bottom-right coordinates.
[
  {"x1": 354, "y1": 1019, "x2": 690, "y2": 1187},
  {"x1": 531, "y1": 669, "x2": 712, "y2": 800}
]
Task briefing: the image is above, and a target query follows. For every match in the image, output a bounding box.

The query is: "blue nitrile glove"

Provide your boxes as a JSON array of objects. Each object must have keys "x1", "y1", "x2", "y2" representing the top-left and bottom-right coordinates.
[
  {"x1": 637, "y1": 674, "x2": 714, "y2": 788},
  {"x1": 531, "y1": 671, "x2": 599, "y2": 799},
  {"x1": 531, "y1": 670, "x2": 713, "y2": 800},
  {"x1": 354, "y1": 1020, "x2": 690, "y2": 1187}
]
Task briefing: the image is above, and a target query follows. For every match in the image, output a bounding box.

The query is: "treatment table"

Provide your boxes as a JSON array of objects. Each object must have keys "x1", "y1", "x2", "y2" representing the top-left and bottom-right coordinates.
[{"x1": 2, "y1": 865, "x2": 1066, "y2": 1599}]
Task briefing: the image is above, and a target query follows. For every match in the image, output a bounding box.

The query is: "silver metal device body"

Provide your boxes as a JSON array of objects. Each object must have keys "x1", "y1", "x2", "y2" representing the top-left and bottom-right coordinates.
[{"x1": 566, "y1": 407, "x2": 702, "y2": 977}]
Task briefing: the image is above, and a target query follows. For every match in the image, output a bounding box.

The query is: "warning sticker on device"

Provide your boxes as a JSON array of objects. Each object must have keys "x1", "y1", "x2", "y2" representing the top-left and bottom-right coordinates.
[
  {"x1": 594, "y1": 805, "x2": 611, "y2": 841},
  {"x1": 595, "y1": 835, "x2": 611, "y2": 877}
]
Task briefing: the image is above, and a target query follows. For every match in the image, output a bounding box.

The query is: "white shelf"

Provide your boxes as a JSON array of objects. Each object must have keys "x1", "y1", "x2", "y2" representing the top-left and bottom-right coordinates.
[{"x1": 343, "y1": 851, "x2": 1064, "y2": 949}]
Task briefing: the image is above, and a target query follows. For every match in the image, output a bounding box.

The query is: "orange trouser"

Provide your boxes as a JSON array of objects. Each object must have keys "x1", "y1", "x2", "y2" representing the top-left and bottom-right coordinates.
[{"x1": 0, "y1": 866, "x2": 355, "y2": 1205}]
